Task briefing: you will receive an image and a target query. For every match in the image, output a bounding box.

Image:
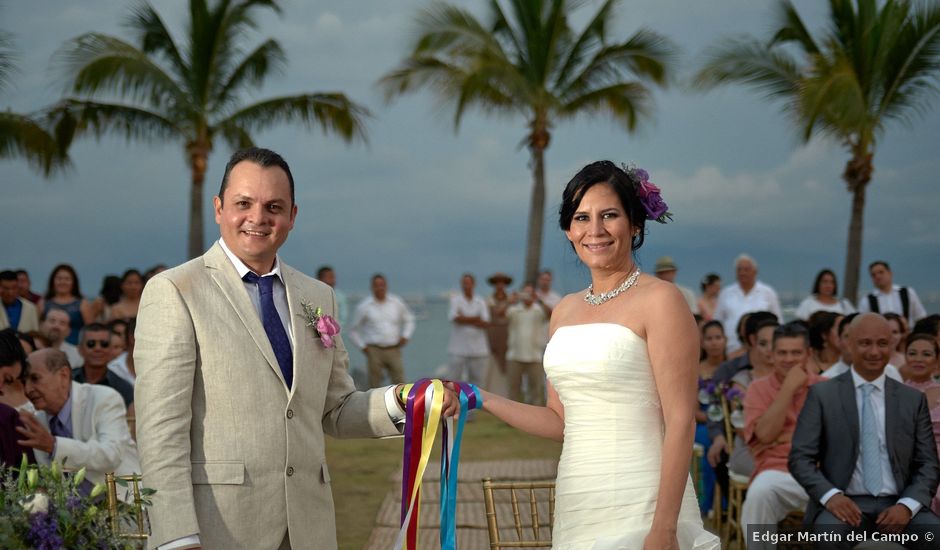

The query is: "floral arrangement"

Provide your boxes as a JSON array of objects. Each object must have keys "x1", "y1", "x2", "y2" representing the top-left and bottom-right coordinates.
[
  {"x1": 698, "y1": 379, "x2": 746, "y2": 429},
  {"x1": 301, "y1": 301, "x2": 341, "y2": 348},
  {"x1": 623, "y1": 164, "x2": 672, "y2": 224},
  {"x1": 0, "y1": 455, "x2": 144, "y2": 549}
]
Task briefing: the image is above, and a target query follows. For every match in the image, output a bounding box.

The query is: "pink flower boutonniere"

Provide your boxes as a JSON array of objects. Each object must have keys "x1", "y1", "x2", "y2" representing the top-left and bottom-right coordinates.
[{"x1": 301, "y1": 301, "x2": 341, "y2": 348}]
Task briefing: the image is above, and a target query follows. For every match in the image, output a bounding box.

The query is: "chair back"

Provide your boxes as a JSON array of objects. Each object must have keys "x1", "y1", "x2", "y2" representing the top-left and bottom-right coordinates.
[
  {"x1": 105, "y1": 472, "x2": 149, "y2": 541},
  {"x1": 720, "y1": 392, "x2": 735, "y2": 453},
  {"x1": 481, "y1": 478, "x2": 554, "y2": 549}
]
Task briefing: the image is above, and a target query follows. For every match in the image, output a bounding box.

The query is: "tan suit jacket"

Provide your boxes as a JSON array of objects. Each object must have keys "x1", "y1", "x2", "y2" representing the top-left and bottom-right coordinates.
[
  {"x1": 134, "y1": 243, "x2": 400, "y2": 549},
  {"x1": 33, "y1": 381, "x2": 141, "y2": 497},
  {"x1": 0, "y1": 297, "x2": 39, "y2": 332}
]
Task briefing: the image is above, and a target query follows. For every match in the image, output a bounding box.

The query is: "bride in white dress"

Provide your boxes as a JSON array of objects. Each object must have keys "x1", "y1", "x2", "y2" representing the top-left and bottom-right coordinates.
[{"x1": 479, "y1": 161, "x2": 719, "y2": 549}]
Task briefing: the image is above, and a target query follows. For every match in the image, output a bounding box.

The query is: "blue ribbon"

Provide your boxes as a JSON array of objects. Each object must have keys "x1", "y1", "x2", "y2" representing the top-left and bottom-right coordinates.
[{"x1": 438, "y1": 383, "x2": 482, "y2": 550}]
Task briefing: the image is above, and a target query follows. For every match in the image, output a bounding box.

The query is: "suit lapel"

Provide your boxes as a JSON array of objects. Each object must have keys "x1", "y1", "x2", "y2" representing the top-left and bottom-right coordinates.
[
  {"x1": 282, "y1": 265, "x2": 305, "y2": 399},
  {"x1": 70, "y1": 382, "x2": 85, "y2": 439},
  {"x1": 204, "y1": 243, "x2": 286, "y2": 388},
  {"x1": 838, "y1": 373, "x2": 860, "y2": 462},
  {"x1": 883, "y1": 379, "x2": 900, "y2": 474}
]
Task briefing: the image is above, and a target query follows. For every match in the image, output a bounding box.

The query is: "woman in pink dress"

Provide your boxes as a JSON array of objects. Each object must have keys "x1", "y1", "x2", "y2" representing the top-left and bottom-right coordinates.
[{"x1": 903, "y1": 332, "x2": 940, "y2": 514}]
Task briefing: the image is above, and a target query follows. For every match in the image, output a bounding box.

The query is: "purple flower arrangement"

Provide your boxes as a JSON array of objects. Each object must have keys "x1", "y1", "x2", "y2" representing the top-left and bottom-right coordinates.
[
  {"x1": 698, "y1": 379, "x2": 746, "y2": 427},
  {"x1": 1, "y1": 456, "x2": 144, "y2": 549}
]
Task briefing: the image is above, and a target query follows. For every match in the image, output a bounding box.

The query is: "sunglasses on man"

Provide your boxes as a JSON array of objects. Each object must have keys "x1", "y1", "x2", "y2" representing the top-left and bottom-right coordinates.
[{"x1": 84, "y1": 340, "x2": 110, "y2": 349}]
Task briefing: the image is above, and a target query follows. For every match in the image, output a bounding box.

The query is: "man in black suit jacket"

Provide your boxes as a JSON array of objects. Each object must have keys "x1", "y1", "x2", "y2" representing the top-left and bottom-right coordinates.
[{"x1": 789, "y1": 313, "x2": 940, "y2": 548}]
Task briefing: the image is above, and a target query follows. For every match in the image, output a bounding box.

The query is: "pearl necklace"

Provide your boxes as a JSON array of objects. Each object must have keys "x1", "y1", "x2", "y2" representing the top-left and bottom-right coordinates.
[{"x1": 584, "y1": 268, "x2": 641, "y2": 306}]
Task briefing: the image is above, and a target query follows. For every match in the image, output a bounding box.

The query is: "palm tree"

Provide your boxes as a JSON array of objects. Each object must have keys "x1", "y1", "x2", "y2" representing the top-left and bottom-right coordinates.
[
  {"x1": 695, "y1": 0, "x2": 940, "y2": 303},
  {"x1": 0, "y1": 29, "x2": 68, "y2": 175},
  {"x1": 50, "y1": 0, "x2": 369, "y2": 258},
  {"x1": 380, "y1": 0, "x2": 674, "y2": 284}
]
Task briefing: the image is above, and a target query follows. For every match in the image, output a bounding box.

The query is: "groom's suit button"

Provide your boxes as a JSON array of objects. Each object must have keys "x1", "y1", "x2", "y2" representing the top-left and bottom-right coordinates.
[
  {"x1": 286, "y1": 409, "x2": 294, "y2": 419},
  {"x1": 287, "y1": 466, "x2": 295, "y2": 476}
]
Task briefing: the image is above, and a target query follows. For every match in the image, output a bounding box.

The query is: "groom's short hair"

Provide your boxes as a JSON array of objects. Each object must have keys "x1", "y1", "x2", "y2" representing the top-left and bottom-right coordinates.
[{"x1": 218, "y1": 147, "x2": 295, "y2": 205}]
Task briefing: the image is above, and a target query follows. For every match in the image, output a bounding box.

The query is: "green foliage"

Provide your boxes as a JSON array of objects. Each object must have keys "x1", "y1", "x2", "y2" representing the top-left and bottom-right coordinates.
[{"x1": 0, "y1": 456, "x2": 140, "y2": 549}]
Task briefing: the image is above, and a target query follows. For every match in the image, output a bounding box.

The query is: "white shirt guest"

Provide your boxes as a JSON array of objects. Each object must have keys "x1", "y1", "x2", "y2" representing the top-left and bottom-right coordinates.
[
  {"x1": 714, "y1": 254, "x2": 782, "y2": 353},
  {"x1": 857, "y1": 261, "x2": 926, "y2": 326},
  {"x1": 448, "y1": 275, "x2": 491, "y2": 389}
]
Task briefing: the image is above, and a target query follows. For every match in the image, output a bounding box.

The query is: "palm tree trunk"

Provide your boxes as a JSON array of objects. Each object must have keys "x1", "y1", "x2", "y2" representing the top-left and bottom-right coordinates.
[
  {"x1": 841, "y1": 150, "x2": 873, "y2": 304},
  {"x1": 188, "y1": 144, "x2": 209, "y2": 259},
  {"x1": 524, "y1": 124, "x2": 550, "y2": 285}
]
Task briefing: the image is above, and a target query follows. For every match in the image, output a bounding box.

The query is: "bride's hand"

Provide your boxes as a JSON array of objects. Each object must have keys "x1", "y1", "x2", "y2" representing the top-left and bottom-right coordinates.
[{"x1": 643, "y1": 528, "x2": 679, "y2": 550}]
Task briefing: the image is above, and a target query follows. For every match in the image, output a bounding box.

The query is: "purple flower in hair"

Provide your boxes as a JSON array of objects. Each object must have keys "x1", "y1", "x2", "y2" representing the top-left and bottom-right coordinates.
[{"x1": 623, "y1": 163, "x2": 672, "y2": 223}]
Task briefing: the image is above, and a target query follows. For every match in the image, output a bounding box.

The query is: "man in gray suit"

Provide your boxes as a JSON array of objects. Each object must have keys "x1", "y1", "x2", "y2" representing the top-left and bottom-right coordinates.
[
  {"x1": 135, "y1": 148, "x2": 458, "y2": 550},
  {"x1": 789, "y1": 313, "x2": 940, "y2": 548}
]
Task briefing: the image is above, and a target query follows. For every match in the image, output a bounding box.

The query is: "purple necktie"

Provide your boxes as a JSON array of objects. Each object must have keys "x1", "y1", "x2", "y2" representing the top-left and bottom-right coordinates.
[
  {"x1": 243, "y1": 272, "x2": 293, "y2": 389},
  {"x1": 49, "y1": 415, "x2": 71, "y2": 438}
]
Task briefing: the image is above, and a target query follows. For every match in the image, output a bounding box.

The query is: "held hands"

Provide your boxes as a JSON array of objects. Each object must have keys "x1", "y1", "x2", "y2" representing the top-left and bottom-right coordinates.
[
  {"x1": 15, "y1": 411, "x2": 56, "y2": 454},
  {"x1": 395, "y1": 382, "x2": 463, "y2": 418},
  {"x1": 825, "y1": 493, "x2": 862, "y2": 527}
]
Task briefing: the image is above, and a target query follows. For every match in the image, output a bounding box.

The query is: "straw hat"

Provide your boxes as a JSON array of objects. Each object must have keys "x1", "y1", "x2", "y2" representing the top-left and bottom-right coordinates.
[
  {"x1": 487, "y1": 272, "x2": 513, "y2": 285},
  {"x1": 654, "y1": 256, "x2": 678, "y2": 273}
]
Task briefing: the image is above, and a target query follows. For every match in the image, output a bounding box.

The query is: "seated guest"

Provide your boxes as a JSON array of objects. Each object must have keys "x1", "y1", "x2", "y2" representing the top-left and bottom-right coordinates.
[
  {"x1": 106, "y1": 318, "x2": 128, "y2": 360},
  {"x1": 0, "y1": 270, "x2": 39, "y2": 333},
  {"x1": 794, "y1": 269, "x2": 856, "y2": 320},
  {"x1": 41, "y1": 309, "x2": 82, "y2": 368},
  {"x1": 107, "y1": 318, "x2": 136, "y2": 386},
  {"x1": 823, "y1": 313, "x2": 902, "y2": 381},
  {"x1": 706, "y1": 311, "x2": 779, "y2": 477},
  {"x1": 903, "y1": 333, "x2": 940, "y2": 515},
  {"x1": 807, "y1": 311, "x2": 843, "y2": 374},
  {"x1": 0, "y1": 328, "x2": 36, "y2": 413},
  {"x1": 16, "y1": 348, "x2": 140, "y2": 496},
  {"x1": 741, "y1": 322, "x2": 822, "y2": 547},
  {"x1": 789, "y1": 314, "x2": 940, "y2": 549},
  {"x1": 0, "y1": 331, "x2": 35, "y2": 467},
  {"x1": 884, "y1": 313, "x2": 909, "y2": 370},
  {"x1": 72, "y1": 323, "x2": 134, "y2": 409}
]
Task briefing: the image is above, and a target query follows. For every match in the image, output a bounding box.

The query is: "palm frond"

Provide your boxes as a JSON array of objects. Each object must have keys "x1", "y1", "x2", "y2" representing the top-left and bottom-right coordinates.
[
  {"x1": 770, "y1": 0, "x2": 820, "y2": 53},
  {"x1": 0, "y1": 30, "x2": 15, "y2": 93},
  {"x1": 125, "y1": 2, "x2": 188, "y2": 80},
  {"x1": 215, "y1": 119, "x2": 254, "y2": 150},
  {"x1": 411, "y1": 3, "x2": 509, "y2": 62},
  {"x1": 57, "y1": 33, "x2": 187, "y2": 112},
  {"x1": 554, "y1": 0, "x2": 616, "y2": 89},
  {"x1": 46, "y1": 99, "x2": 182, "y2": 146},
  {"x1": 217, "y1": 93, "x2": 369, "y2": 143},
  {"x1": 798, "y1": 52, "x2": 869, "y2": 141},
  {"x1": 693, "y1": 37, "x2": 801, "y2": 99},
  {"x1": 211, "y1": 38, "x2": 286, "y2": 112},
  {"x1": 877, "y1": 1, "x2": 940, "y2": 122},
  {"x1": 559, "y1": 81, "x2": 651, "y2": 131},
  {"x1": 0, "y1": 112, "x2": 70, "y2": 176}
]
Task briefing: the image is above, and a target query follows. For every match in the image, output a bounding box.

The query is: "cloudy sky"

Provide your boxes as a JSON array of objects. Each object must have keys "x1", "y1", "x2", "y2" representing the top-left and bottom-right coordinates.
[{"x1": 3, "y1": 0, "x2": 939, "y2": 306}]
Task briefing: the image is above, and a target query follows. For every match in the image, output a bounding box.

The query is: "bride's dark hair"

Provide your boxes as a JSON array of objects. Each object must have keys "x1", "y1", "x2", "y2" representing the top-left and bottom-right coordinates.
[{"x1": 558, "y1": 160, "x2": 647, "y2": 251}]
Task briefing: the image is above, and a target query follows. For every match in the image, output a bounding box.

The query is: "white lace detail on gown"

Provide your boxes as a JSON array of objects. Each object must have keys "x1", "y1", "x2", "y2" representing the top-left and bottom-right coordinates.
[{"x1": 544, "y1": 323, "x2": 719, "y2": 550}]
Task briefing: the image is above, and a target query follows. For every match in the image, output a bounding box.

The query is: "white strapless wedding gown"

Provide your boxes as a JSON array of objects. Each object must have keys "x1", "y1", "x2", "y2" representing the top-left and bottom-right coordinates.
[{"x1": 544, "y1": 323, "x2": 720, "y2": 549}]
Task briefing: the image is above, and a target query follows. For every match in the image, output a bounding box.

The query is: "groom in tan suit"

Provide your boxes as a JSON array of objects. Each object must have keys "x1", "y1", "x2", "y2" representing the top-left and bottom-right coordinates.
[{"x1": 135, "y1": 148, "x2": 456, "y2": 550}]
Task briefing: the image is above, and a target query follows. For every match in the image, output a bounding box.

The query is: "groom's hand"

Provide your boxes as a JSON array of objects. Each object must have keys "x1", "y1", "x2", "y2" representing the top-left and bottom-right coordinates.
[{"x1": 440, "y1": 382, "x2": 461, "y2": 418}]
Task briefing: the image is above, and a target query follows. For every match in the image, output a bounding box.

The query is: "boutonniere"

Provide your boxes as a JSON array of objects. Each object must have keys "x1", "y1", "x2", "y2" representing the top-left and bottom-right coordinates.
[{"x1": 301, "y1": 301, "x2": 341, "y2": 348}]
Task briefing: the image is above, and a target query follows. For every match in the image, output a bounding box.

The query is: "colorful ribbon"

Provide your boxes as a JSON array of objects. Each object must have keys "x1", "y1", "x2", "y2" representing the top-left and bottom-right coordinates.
[{"x1": 395, "y1": 379, "x2": 483, "y2": 550}]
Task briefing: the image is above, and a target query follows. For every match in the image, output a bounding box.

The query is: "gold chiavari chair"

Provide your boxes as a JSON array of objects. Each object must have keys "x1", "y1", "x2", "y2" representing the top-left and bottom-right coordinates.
[
  {"x1": 105, "y1": 472, "x2": 149, "y2": 544},
  {"x1": 482, "y1": 478, "x2": 554, "y2": 549},
  {"x1": 720, "y1": 394, "x2": 748, "y2": 550}
]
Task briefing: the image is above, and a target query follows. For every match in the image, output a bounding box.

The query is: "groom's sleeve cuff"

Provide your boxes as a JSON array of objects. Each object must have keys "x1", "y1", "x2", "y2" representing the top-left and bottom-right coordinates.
[
  {"x1": 159, "y1": 535, "x2": 200, "y2": 549},
  {"x1": 384, "y1": 386, "x2": 406, "y2": 425}
]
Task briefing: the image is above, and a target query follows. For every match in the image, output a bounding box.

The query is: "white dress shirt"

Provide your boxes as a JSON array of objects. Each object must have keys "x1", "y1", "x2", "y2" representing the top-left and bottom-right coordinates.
[
  {"x1": 819, "y1": 368, "x2": 921, "y2": 515},
  {"x1": 107, "y1": 352, "x2": 135, "y2": 386},
  {"x1": 857, "y1": 284, "x2": 927, "y2": 326},
  {"x1": 219, "y1": 239, "x2": 293, "y2": 346},
  {"x1": 714, "y1": 281, "x2": 783, "y2": 352},
  {"x1": 448, "y1": 293, "x2": 491, "y2": 357},
  {"x1": 346, "y1": 294, "x2": 416, "y2": 350}
]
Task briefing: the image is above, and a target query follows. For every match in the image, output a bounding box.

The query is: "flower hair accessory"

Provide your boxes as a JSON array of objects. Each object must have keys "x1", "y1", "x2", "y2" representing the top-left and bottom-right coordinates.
[
  {"x1": 301, "y1": 301, "x2": 341, "y2": 348},
  {"x1": 623, "y1": 163, "x2": 672, "y2": 224}
]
